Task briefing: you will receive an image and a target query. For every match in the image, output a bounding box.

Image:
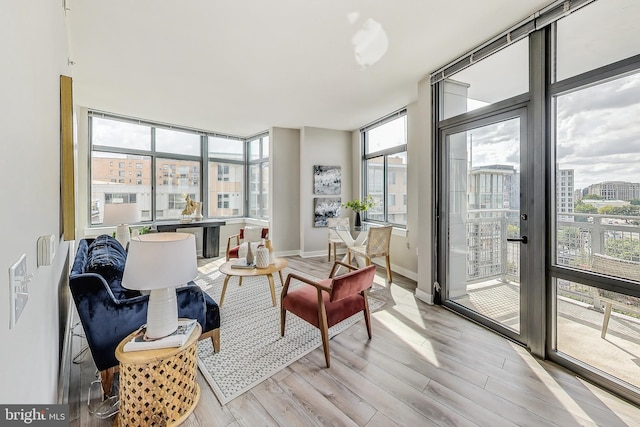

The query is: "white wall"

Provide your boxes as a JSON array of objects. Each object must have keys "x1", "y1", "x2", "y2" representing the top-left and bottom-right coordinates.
[
  {"x1": 300, "y1": 127, "x2": 353, "y2": 256},
  {"x1": 270, "y1": 127, "x2": 301, "y2": 255},
  {"x1": 0, "y1": 2, "x2": 73, "y2": 403}
]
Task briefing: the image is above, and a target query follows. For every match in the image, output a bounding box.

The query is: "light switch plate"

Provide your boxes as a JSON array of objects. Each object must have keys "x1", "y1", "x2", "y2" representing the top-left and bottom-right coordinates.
[
  {"x1": 9, "y1": 254, "x2": 29, "y2": 329},
  {"x1": 37, "y1": 234, "x2": 56, "y2": 266}
]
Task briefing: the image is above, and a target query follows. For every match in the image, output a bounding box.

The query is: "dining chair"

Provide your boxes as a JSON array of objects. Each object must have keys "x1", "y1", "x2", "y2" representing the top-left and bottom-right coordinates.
[
  {"x1": 326, "y1": 217, "x2": 350, "y2": 262},
  {"x1": 281, "y1": 262, "x2": 376, "y2": 367},
  {"x1": 347, "y1": 224, "x2": 393, "y2": 283}
]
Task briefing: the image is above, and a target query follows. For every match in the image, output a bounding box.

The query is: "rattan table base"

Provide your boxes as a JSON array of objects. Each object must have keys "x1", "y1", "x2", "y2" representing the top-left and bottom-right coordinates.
[{"x1": 115, "y1": 323, "x2": 201, "y2": 427}]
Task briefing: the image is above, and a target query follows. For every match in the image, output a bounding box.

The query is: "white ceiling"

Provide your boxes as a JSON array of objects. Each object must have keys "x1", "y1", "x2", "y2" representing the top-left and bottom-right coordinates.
[{"x1": 67, "y1": 0, "x2": 553, "y2": 136}]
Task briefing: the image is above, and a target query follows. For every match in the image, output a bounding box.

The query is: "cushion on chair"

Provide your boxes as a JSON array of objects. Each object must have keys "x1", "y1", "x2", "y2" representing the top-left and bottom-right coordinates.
[
  {"x1": 243, "y1": 226, "x2": 263, "y2": 242},
  {"x1": 228, "y1": 245, "x2": 241, "y2": 259},
  {"x1": 282, "y1": 280, "x2": 366, "y2": 328}
]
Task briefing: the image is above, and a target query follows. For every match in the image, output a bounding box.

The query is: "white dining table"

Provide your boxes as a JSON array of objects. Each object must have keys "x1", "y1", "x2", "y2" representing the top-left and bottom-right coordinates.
[{"x1": 332, "y1": 224, "x2": 370, "y2": 269}]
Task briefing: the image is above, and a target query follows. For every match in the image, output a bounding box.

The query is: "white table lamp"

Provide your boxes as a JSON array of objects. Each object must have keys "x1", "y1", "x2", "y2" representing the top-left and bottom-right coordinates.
[
  {"x1": 122, "y1": 233, "x2": 198, "y2": 339},
  {"x1": 103, "y1": 203, "x2": 141, "y2": 248}
]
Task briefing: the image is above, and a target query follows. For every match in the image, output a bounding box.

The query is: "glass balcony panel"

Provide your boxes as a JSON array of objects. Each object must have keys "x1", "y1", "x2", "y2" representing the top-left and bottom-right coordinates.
[{"x1": 555, "y1": 278, "x2": 640, "y2": 391}]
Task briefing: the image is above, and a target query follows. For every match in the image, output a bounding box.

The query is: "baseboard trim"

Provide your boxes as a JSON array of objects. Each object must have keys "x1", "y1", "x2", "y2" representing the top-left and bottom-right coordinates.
[{"x1": 415, "y1": 287, "x2": 433, "y2": 305}]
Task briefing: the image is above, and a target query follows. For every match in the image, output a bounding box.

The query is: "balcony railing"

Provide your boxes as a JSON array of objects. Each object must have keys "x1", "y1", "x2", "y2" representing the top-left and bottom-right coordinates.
[{"x1": 466, "y1": 210, "x2": 640, "y2": 285}]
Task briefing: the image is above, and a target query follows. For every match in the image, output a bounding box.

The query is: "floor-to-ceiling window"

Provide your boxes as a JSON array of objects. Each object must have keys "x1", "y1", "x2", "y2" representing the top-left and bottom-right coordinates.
[
  {"x1": 89, "y1": 112, "x2": 259, "y2": 224},
  {"x1": 550, "y1": 0, "x2": 640, "y2": 400},
  {"x1": 154, "y1": 128, "x2": 201, "y2": 220},
  {"x1": 208, "y1": 135, "x2": 244, "y2": 217},
  {"x1": 91, "y1": 116, "x2": 153, "y2": 224},
  {"x1": 433, "y1": 0, "x2": 640, "y2": 404},
  {"x1": 362, "y1": 110, "x2": 408, "y2": 226},
  {"x1": 247, "y1": 134, "x2": 269, "y2": 219}
]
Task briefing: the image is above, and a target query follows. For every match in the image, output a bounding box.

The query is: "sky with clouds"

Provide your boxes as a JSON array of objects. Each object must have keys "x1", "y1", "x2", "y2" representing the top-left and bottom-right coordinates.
[
  {"x1": 466, "y1": 71, "x2": 640, "y2": 191},
  {"x1": 556, "y1": 72, "x2": 640, "y2": 189}
]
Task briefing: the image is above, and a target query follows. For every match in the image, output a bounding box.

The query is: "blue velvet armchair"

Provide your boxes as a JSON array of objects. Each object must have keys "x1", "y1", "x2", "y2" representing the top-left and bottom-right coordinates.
[{"x1": 69, "y1": 236, "x2": 220, "y2": 396}]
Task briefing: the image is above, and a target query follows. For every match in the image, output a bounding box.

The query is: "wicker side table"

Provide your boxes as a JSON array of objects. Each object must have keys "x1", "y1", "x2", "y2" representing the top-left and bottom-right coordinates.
[{"x1": 114, "y1": 322, "x2": 201, "y2": 427}]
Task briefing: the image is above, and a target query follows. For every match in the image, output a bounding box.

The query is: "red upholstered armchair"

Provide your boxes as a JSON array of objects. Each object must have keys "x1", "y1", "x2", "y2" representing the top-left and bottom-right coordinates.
[
  {"x1": 281, "y1": 261, "x2": 376, "y2": 367},
  {"x1": 225, "y1": 227, "x2": 269, "y2": 261}
]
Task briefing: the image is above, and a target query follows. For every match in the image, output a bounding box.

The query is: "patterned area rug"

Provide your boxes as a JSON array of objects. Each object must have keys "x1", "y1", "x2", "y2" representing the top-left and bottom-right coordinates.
[{"x1": 194, "y1": 266, "x2": 385, "y2": 405}]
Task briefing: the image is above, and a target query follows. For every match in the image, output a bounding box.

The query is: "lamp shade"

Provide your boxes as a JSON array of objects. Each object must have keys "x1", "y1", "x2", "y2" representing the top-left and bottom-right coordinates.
[
  {"x1": 122, "y1": 232, "x2": 198, "y2": 291},
  {"x1": 103, "y1": 203, "x2": 140, "y2": 225},
  {"x1": 122, "y1": 232, "x2": 198, "y2": 338}
]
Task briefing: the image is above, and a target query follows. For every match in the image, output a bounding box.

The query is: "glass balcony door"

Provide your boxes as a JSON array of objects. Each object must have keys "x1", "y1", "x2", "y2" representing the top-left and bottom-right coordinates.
[{"x1": 441, "y1": 109, "x2": 527, "y2": 342}]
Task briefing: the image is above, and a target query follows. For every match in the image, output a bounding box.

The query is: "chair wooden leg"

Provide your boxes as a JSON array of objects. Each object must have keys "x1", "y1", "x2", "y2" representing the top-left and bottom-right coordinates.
[
  {"x1": 327, "y1": 242, "x2": 331, "y2": 262},
  {"x1": 320, "y1": 318, "x2": 330, "y2": 368},
  {"x1": 385, "y1": 255, "x2": 392, "y2": 283},
  {"x1": 363, "y1": 293, "x2": 372, "y2": 339},
  {"x1": 332, "y1": 243, "x2": 337, "y2": 262},
  {"x1": 211, "y1": 328, "x2": 220, "y2": 352},
  {"x1": 198, "y1": 328, "x2": 220, "y2": 352},
  {"x1": 317, "y1": 294, "x2": 330, "y2": 368},
  {"x1": 100, "y1": 366, "x2": 118, "y2": 397},
  {"x1": 601, "y1": 302, "x2": 613, "y2": 339},
  {"x1": 280, "y1": 307, "x2": 287, "y2": 337}
]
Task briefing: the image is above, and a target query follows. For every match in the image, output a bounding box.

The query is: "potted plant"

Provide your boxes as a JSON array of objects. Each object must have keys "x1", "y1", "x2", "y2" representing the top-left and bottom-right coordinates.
[{"x1": 342, "y1": 195, "x2": 375, "y2": 227}]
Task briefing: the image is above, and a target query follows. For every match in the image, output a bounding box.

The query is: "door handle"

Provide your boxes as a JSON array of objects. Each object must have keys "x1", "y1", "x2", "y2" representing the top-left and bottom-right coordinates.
[{"x1": 507, "y1": 236, "x2": 528, "y2": 244}]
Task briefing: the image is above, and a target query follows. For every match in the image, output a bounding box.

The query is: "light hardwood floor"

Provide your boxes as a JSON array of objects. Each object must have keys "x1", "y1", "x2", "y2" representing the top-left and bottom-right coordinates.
[{"x1": 68, "y1": 256, "x2": 640, "y2": 426}]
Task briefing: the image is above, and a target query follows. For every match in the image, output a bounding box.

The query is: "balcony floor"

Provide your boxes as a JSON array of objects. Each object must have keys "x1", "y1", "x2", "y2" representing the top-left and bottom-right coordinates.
[{"x1": 452, "y1": 280, "x2": 640, "y2": 390}]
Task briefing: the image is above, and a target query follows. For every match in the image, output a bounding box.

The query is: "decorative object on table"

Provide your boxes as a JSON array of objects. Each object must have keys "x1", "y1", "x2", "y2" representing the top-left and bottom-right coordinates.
[
  {"x1": 194, "y1": 201, "x2": 203, "y2": 221},
  {"x1": 326, "y1": 217, "x2": 350, "y2": 262},
  {"x1": 123, "y1": 319, "x2": 198, "y2": 352},
  {"x1": 194, "y1": 265, "x2": 385, "y2": 404},
  {"x1": 231, "y1": 259, "x2": 256, "y2": 269},
  {"x1": 281, "y1": 261, "x2": 377, "y2": 368},
  {"x1": 103, "y1": 202, "x2": 140, "y2": 248},
  {"x1": 314, "y1": 197, "x2": 341, "y2": 227},
  {"x1": 181, "y1": 194, "x2": 198, "y2": 222},
  {"x1": 245, "y1": 239, "x2": 255, "y2": 264},
  {"x1": 348, "y1": 224, "x2": 393, "y2": 283},
  {"x1": 264, "y1": 239, "x2": 276, "y2": 264},
  {"x1": 122, "y1": 233, "x2": 199, "y2": 339},
  {"x1": 313, "y1": 165, "x2": 341, "y2": 195},
  {"x1": 255, "y1": 245, "x2": 270, "y2": 268},
  {"x1": 342, "y1": 194, "x2": 375, "y2": 227}
]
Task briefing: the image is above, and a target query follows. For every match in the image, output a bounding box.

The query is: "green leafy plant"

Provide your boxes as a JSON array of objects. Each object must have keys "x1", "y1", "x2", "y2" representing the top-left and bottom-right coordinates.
[
  {"x1": 342, "y1": 195, "x2": 375, "y2": 212},
  {"x1": 112, "y1": 226, "x2": 151, "y2": 238}
]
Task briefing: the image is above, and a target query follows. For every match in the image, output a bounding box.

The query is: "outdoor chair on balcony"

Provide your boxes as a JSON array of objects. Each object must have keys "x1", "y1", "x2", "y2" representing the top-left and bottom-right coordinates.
[{"x1": 591, "y1": 253, "x2": 640, "y2": 338}]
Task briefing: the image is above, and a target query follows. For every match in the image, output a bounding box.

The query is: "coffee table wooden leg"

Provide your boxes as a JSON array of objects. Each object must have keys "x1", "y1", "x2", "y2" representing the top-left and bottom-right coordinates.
[
  {"x1": 220, "y1": 275, "x2": 231, "y2": 307},
  {"x1": 267, "y1": 274, "x2": 277, "y2": 307}
]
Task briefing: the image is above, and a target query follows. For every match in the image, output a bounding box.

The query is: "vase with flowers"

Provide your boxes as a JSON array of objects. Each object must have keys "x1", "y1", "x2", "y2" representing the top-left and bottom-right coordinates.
[{"x1": 342, "y1": 195, "x2": 375, "y2": 228}]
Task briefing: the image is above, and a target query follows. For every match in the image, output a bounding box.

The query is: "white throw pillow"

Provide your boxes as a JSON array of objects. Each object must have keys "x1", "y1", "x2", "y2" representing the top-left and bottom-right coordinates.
[{"x1": 243, "y1": 226, "x2": 263, "y2": 243}]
